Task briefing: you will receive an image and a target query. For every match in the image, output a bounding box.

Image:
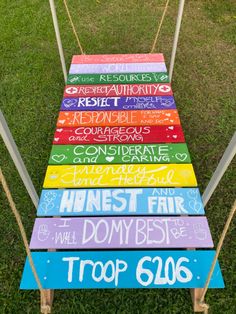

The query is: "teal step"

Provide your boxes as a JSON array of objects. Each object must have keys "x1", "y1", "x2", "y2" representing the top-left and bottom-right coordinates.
[{"x1": 20, "y1": 250, "x2": 224, "y2": 289}]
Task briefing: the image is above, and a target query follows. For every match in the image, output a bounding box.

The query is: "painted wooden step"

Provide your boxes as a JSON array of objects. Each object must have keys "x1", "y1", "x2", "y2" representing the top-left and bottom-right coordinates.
[
  {"x1": 30, "y1": 216, "x2": 213, "y2": 250},
  {"x1": 53, "y1": 125, "x2": 185, "y2": 145},
  {"x1": 37, "y1": 187, "x2": 205, "y2": 216},
  {"x1": 67, "y1": 73, "x2": 169, "y2": 85},
  {"x1": 69, "y1": 63, "x2": 167, "y2": 74},
  {"x1": 57, "y1": 110, "x2": 180, "y2": 128},
  {"x1": 43, "y1": 164, "x2": 197, "y2": 188},
  {"x1": 49, "y1": 143, "x2": 191, "y2": 165},
  {"x1": 71, "y1": 53, "x2": 165, "y2": 64},
  {"x1": 64, "y1": 84, "x2": 172, "y2": 97},
  {"x1": 20, "y1": 250, "x2": 224, "y2": 289},
  {"x1": 61, "y1": 96, "x2": 176, "y2": 111}
]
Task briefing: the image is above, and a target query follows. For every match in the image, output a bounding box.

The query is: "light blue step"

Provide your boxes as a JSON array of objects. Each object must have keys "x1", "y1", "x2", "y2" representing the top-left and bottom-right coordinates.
[{"x1": 37, "y1": 187, "x2": 205, "y2": 216}]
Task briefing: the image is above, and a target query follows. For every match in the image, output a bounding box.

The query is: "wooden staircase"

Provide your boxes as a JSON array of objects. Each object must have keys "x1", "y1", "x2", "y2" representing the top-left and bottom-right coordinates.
[{"x1": 20, "y1": 53, "x2": 224, "y2": 312}]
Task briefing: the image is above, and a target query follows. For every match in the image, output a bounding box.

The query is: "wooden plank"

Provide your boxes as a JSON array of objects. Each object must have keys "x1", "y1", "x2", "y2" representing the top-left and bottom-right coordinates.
[
  {"x1": 40, "y1": 289, "x2": 53, "y2": 314},
  {"x1": 71, "y1": 53, "x2": 165, "y2": 64},
  {"x1": 64, "y1": 84, "x2": 172, "y2": 97},
  {"x1": 67, "y1": 73, "x2": 169, "y2": 85},
  {"x1": 56, "y1": 110, "x2": 180, "y2": 127},
  {"x1": 43, "y1": 164, "x2": 197, "y2": 188},
  {"x1": 30, "y1": 216, "x2": 213, "y2": 249},
  {"x1": 69, "y1": 63, "x2": 167, "y2": 74},
  {"x1": 37, "y1": 187, "x2": 205, "y2": 216},
  {"x1": 191, "y1": 288, "x2": 204, "y2": 312},
  {"x1": 53, "y1": 125, "x2": 185, "y2": 145},
  {"x1": 20, "y1": 250, "x2": 224, "y2": 289},
  {"x1": 49, "y1": 143, "x2": 191, "y2": 165},
  {"x1": 61, "y1": 96, "x2": 176, "y2": 111}
]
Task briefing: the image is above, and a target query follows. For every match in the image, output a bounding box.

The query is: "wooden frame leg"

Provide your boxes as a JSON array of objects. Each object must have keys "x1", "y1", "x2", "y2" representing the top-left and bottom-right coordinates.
[
  {"x1": 190, "y1": 288, "x2": 204, "y2": 312},
  {"x1": 40, "y1": 289, "x2": 54, "y2": 314}
]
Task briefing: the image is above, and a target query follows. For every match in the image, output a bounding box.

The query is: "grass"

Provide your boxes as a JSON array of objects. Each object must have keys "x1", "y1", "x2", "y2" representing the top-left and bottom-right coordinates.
[{"x1": 0, "y1": 0, "x2": 236, "y2": 313}]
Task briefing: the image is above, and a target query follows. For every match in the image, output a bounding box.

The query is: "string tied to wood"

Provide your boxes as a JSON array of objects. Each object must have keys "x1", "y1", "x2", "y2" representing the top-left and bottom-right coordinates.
[
  {"x1": 198, "y1": 301, "x2": 210, "y2": 314},
  {"x1": 41, "y1": 305, "x2": 51, "y2": 314},
  {"x1": 150, "y1": 0, "x2": 170, "y2": 53},
  {"x1": 63, "y1": 0, "x2": 170, "y2": 55},
  {"x1": 0, "y1": 168, "x2": 50, "y2": 314},
  {"x1": 197, "y1": 199, "x2": 236, "y2": 313},
  {"x1": 63, "y1": 0, "x2": 85, "y2": 55}
]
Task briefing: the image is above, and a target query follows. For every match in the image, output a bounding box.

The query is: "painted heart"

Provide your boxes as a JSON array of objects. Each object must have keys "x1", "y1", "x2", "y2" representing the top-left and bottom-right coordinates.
[
  {"x1": 69, "y1": 77, "x2": 78, "y2": 83},
  {"x1": 63, "y1": 99, "x2": 77, "y2": 106},
  {"x1": 56, "y1": 129, "x2": 63, "y2": 132},
  {"x1": 52, "y1": 154, "x2": 66, "y2": 163},
  {"x1": 175, "y1": 153, "x2": 188, "y2": 161},
  {"x1": 58, "y1": 120, "x2": 65, "y2": 124},
  {"x1": 160, "y1": 75, "x2": 168, "y2": 81},
  {"x1": 189, "y1": 200, "x2": 202, "y2": 213},
  {"x1": 105, "y1": 156, "x2": 115, "y2": 162},
  {"x1": 168, "y1": 126, "x2": 174, "y2": 130},
  {"x1": 54, "y1": 138, "x2": 59, "y2": 142},
  {"x1": 64, "y1": 103, "x2": 73, "y2": 108},
  {"x1": 165, "y1": 113, "x2": 171, "y2": 117},
  {"x1": 173, "y1": 135, "x2": 177, "y2": 139}
]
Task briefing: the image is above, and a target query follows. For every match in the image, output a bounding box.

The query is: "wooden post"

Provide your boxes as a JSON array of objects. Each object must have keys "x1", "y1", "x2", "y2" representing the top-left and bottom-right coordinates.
[
  {"x1": 40, "y1": 247, "x2": 55, "y2": 313},
  {"x1": 40, "y1": 289, "x2": 54, "y2": 314},
  {"x1": 190, "y1": 288, "x2": 204, "y2": 312},
  {"x1": 188, "y1": 247, "x2": 205, "y2": 312}
]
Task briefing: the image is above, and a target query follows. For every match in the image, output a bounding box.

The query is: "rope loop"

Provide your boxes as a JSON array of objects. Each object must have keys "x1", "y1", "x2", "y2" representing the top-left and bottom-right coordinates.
[
  {"x1": 198, "y1": 301, "x2": 210, "y2": 314},
  {"x1": 41, "y1": 305, "x2": 51, "y2": 314}
]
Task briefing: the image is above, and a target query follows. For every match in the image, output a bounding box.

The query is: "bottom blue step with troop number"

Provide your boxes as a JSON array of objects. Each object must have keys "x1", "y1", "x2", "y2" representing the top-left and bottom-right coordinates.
[{"x1": 20, "y1": 250, "x2": 224, "y2": 289}]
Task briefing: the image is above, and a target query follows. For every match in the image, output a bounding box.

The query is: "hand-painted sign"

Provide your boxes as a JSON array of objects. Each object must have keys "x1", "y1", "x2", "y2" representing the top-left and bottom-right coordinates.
[
  {"x1": 69, "y1": 63, "x2": 167, "y2": 74},
  {"x1": 37, "y1": 187, "x2": 205, "y2": 216},
  {"x1": 61, "y1": 96, "x2": 176, "y2": 111},
  {"x1": 43, "y1": 164, "x2": 197, "y2": 188},
  {"x1": 49, "y1": 143, "x2": 191, "y2": 165},
  {"x1": 72, "y1": 53, "x2": 165, "y2": 64},
  {"x1": 30, "y1": 217, "x2": 213, "y2": 249},
  {"x1": 53, "y1": 125, "x2": 185, "y2": 145},
  {"x1": 20, "y1": 250, "x2": 224, "y2": 289},
  {"x1": 67, "y1": 73, "x2": 169, "y2": 85},
  {"x1": 64, "y1": 84, "x2": 172, "y2": 97},
  {"x1": 56, "y1": 110, "x2": 180, "y2": 127}
]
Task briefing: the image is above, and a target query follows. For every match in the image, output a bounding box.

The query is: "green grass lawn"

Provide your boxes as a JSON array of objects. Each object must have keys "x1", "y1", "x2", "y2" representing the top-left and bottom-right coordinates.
[{"x1": 0, "y1": 0, "x2": 236, "y2": 313}]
